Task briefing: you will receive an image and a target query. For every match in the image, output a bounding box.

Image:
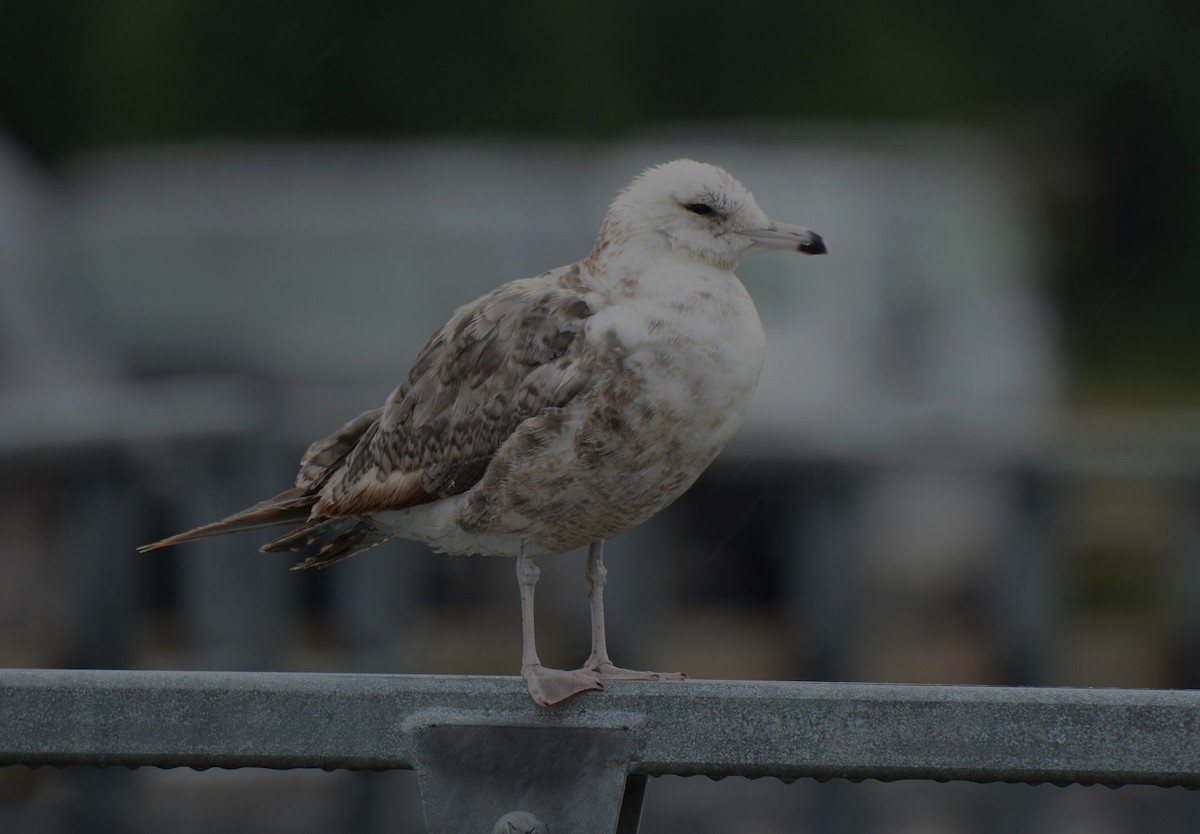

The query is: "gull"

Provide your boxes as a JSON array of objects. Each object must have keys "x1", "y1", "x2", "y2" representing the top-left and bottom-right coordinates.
[{"x1": 140, "y1": 159, "x2": 826, "y2": 706}]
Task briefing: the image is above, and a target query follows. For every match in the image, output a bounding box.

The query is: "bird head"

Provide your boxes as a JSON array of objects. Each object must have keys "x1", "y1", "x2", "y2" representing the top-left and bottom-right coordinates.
[{"x1": 601, "y1": 159, "x2": 826, "y2": 269}]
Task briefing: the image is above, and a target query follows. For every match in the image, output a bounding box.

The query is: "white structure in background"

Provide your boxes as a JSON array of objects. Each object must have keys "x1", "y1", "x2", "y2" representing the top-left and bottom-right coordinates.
[
  {"x1": 62, "y1": 127, "x2": 1059, "y2": 455},
  {"x1": 0, "y1": 135, "x2": 109, "y2": 389}
]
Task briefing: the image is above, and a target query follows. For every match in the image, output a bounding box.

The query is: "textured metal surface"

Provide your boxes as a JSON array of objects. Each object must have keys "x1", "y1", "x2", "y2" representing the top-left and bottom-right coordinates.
[
  {"x1": 3, "y1": 669, "x2": 1200, "y2": 788},
  {"x1": 414, "y1": 719, "x2": 639, "y2": 834}
]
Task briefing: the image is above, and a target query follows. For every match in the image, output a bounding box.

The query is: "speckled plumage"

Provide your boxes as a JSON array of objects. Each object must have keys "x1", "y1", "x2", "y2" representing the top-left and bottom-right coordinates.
[{"x1": 141, "y1": 159, "x2": 825, "y2": 705}]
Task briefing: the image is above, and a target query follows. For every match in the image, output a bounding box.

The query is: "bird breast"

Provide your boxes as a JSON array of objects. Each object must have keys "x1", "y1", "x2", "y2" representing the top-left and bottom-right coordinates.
[
  {"x1": 494, "y1": 264, "x2": 766, "y2": 552},
  {"x1": 590, "y1": 262, "x2": 768, "y2": 441}
]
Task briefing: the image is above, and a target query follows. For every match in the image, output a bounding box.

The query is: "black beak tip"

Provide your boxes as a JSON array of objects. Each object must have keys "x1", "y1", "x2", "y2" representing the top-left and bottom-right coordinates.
[{"x1": 799, "y1": 233, "x2": 827, "y2": 255}]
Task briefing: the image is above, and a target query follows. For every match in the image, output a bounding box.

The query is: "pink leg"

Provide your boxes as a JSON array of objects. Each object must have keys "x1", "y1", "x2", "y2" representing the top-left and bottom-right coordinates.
[
  {"x1": 517, "y1": 540, "x2": 603, "y2": 706},
  {"x1": 583, "y1": 540, "x2": 687, "y2": 682}
]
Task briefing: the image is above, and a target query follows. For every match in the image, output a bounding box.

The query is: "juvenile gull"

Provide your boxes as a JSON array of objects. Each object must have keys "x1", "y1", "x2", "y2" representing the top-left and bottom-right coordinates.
[{"x1": 140, "y1": 159, "x2": 826, "y2": 706}]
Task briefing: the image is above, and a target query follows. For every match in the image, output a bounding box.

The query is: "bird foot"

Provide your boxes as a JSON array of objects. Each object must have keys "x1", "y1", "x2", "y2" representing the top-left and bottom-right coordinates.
[
  {"x1": 588, "y1": 661, "x2": 688, "y2": 682},
  {"x1": 522, "y1": 664, "x2": 604, "y2": 707}
]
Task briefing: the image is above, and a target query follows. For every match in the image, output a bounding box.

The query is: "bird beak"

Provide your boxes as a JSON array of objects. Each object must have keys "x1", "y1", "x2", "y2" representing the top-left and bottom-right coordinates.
[{"x1": 744, "y1": 221, "x2": 827, "y2": 255}]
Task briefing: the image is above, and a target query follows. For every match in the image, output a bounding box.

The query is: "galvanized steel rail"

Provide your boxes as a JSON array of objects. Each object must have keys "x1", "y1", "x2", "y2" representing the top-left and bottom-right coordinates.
[{"x1": 3, "y1": 670, "x2": 1199, "y2": 832}]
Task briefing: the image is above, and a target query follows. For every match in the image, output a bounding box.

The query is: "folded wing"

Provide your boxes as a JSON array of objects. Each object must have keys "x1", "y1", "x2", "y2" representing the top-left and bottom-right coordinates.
[{"x1": 140, "y1": 270, "x2": 596, "y2": 568}]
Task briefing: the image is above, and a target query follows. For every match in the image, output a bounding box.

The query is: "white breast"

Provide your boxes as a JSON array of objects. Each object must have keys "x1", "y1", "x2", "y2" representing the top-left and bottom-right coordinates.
[{"x1": 592, "y1": 261, "x2": 767, "y2": 447}]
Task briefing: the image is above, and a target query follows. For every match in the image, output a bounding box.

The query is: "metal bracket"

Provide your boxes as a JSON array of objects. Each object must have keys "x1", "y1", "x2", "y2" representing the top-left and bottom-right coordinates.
[{"x1": 409, "y1": 710, "x2": 645, "y2": 834}]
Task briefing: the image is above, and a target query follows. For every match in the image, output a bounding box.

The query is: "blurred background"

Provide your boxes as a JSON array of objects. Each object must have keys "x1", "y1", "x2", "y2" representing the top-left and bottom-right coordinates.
[{"x1": 2, "y1": 1, "x2": 1199, "y2": 832}]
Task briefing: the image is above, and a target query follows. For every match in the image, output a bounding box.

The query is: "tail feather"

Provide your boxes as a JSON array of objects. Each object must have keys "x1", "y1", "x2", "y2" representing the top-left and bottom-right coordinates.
[
  {"x1": 137, "y1": 487, "x2": 317, "y2": 553},
  {"x1": 140, "y1": 485, "x2": 391, "y2": 569},
  {"x1": 259, "y1": 517, "x2": 342, "y2": 553},
  {"x1": 289, "y1": 521, "x2": 393, "y2": 571}
]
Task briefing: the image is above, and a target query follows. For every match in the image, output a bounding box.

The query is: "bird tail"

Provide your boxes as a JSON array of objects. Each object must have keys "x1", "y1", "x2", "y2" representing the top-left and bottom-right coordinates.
[
  {"x1": 279, "y1": 521, "x2": 392, "y2": 570},
  {"x1": 137, "y1": 487, "x2": 317, "y2": 553}
]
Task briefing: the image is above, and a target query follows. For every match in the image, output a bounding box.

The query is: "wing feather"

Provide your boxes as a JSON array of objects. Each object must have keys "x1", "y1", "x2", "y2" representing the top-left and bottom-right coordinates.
[
  {"x1": 295, "y1": 407, "x2": 384, "y2": 490},
  {"x1": 312, "y1": 271, "x2": 594, "y2": 518},
  {"x1": 141, "y1": 267, "x2": 595, "y2": 564}
]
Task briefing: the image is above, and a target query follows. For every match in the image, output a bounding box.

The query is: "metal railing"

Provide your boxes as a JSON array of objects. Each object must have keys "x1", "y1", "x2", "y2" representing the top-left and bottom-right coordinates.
[{"x1": 3, "y1": 669, "x2": 1200, "y2": 833}]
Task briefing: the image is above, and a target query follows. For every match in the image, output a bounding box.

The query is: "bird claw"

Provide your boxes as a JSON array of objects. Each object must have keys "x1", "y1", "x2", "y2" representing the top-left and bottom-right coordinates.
[{"x1": 522, "y1": 664, "x2": 604, "y2": 706}]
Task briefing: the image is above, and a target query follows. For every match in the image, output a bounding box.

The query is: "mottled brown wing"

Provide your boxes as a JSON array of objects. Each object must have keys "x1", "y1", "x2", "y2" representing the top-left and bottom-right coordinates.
[
  {"x1": 295, "y1": 407, "x2": 384, "y2": 490},
  {"x1": 312, "y1": 274, "x2": 595, "y2": 518}
]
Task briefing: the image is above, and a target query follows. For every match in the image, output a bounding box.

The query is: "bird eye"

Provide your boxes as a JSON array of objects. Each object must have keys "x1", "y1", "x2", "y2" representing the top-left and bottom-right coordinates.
[{"x1": 685, "y1": 202, "x2": 716, "y2": 216}]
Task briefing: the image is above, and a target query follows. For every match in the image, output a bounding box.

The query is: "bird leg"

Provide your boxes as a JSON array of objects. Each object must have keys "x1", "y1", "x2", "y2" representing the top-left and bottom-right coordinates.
[
  {"x1": 582, "y1": 540, "x2": 687, "y2": 682},
  {"x1": 517, "y1": 540, "x2": 603, "y2": 706}
]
